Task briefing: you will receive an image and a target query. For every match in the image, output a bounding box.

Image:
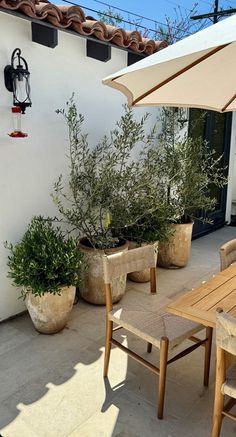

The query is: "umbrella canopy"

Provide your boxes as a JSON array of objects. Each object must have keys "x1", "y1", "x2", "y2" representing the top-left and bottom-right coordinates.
[{"x1": 103, "y1": 14, "x2": 236, "y2": 113}]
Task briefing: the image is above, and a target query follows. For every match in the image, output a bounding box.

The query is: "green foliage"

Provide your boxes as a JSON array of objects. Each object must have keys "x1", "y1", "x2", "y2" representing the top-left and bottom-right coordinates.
[
  {"x1": 119, "y1": 207, "x2": 173, "y2": 244},
  {"x1": 53, "y1": 99, "x2": 226, "y2": 246},
  {"x1": 149, "y1": 107, "x2": 228, "y2": 224},
  {"x1": 97, "y1": 8, "x2": 123, "y2": 26},
  {"x1": 53, "y1": 96, "x2": 172, "y2": 248},
  {"x1": 96, "y1": 4, "x2": 204, "y2": 43},
  {"x1": 5, "y1": 216, "x2": 84, "y2": 297}
]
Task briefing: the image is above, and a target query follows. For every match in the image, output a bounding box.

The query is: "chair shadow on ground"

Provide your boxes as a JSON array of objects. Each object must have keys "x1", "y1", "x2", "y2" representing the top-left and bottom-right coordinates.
[
  {"x1": 100, "y1": 329, "x2": 220, "y2": 437},
  {"x1": 0, "y1": 300, "x2": 235, "y2": 437},
  {"x1": 1, "y1": 275, "x2": 236, "y2": 435},
  {"x1": 0, "y1": 299, "x2": 105, "y2": 432}
]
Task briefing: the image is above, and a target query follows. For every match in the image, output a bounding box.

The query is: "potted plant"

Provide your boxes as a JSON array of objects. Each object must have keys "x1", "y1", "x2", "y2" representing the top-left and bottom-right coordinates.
[
  {"x1": 53, "y1": 96, "x2": 166, "y2": 303},
  {"x1": 5, "y1": 216, "x2": 84, "y2": 334},
  {"x1": 119, "y1": 201, "x2": 172, "y2": 282},
  {"x1": 151, "y1": 107, "x2": 227, "y2": 268}
]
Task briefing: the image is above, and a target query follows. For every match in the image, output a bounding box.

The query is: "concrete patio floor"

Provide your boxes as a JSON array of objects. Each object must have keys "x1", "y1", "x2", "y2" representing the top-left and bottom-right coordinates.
[{"x1": 1, "y1": 226, "x2": 236, "y2": 437}]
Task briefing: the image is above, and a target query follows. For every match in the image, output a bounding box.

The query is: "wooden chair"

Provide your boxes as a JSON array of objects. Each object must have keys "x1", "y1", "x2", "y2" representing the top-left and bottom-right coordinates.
[
  {"x1": 103, "y1": 245, "x2": 213, "y2": 419},
  {"x1": 220, "y1": 239, "x2": 236, "y2": 271},
  {"x1": 211, "y1": 309, "x2": 236, "y2": 437}
]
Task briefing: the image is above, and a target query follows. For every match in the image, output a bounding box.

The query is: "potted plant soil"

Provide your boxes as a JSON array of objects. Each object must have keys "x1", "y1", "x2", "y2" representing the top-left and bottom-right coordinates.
[
  {"x1": 53, "y1": 96, "x2": 164, "y2": 303},
  {"x1": 5, "y1": 216, "x2": 84, "y2": 334}
]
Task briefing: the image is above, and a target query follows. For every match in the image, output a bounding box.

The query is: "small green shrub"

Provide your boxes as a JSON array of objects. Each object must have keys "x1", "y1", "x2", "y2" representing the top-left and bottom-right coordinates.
[{"x1": 5, "y1": 216, "x2": 84, "y2": 297}]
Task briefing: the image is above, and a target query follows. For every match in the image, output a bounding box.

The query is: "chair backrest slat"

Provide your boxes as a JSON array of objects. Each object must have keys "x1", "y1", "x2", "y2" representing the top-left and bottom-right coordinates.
[
  {"x1": 216, "y1": 311, "x2": 236, "y2": 355},
  {"x1": 220, "y1": 239, "x2": 236, "y2": 271},
  {"x1": 103, "y1": 245, "x2": 156, "y2": 284}
]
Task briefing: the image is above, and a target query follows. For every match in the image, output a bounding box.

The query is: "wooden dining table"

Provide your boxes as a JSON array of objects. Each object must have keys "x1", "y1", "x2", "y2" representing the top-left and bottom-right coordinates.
[{"x1": 167, "y1": 263, "x2": 236, "y2": 328}]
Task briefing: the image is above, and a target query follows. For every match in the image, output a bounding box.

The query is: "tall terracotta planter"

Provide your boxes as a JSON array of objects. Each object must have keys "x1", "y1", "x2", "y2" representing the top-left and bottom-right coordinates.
[
  {"x1": 79, "y1": 238, "x2": 128, "y2": 305},
  {"x1": 25, "y1": 285, "x2": 76, "y2": 334},
  {"x1": 158, "y1": 222, "x2": 193, "y2": 268},
  {"x1": 127, "y1": 241, "x2": 158, "y2": 283}
]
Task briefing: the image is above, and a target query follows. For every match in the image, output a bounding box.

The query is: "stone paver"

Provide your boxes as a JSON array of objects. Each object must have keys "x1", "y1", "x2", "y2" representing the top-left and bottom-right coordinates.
[{"x1": 0, "y1": 226, "x2": 236, "y2": 437}]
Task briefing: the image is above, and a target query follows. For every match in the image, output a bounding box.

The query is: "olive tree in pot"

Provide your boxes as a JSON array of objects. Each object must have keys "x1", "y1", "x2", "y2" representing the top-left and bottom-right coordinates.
[
  {"x1": 152, "y1": 107, "x2": 227, "y2": 268},
  {"x1": 119, "y1": 199, "x2": 173, "y2": 282},
  {"x1": 5, "y1": 216, "x2": 84, "y2": 334},
  {"x1": 52, "y1": 96, "x2": 164, "y2": 304}
]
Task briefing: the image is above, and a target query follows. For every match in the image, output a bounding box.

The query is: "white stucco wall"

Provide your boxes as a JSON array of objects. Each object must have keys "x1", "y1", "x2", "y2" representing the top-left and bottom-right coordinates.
[
  {"x1": 226, "y1": 112, "x2": 236, "y2": 222},
  {"x1": 0, "y1": 13, "x2": 158, "y2": 321},
  {"x1": 1, "y1": 13, "x2": 235, "y2": 322}
]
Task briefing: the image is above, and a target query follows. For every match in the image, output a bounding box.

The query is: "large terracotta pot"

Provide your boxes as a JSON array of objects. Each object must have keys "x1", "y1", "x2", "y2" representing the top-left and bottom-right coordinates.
[
  {"x1": 157, "y1": 222, "x2": 193, "y2": 268},
  {"x1": 79, "y1": 238, "x2": 128, "y2": 305},
  {"x1": 127, "y1": 241, "x2": 158, "y2": 283},
  {"x1": 25, "y1": 285, "x2": 76, "y2": 334}
]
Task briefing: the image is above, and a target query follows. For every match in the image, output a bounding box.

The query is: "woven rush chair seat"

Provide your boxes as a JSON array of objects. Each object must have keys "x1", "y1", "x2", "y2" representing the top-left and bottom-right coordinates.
[
  {"x1": 211, "y1": 310, "x2": 236, "y2": 437},
  {"x1": 220, "y1": 239, "x2": 236, "y2": 271},
  {"x1": 103, "y1": 245, "x2": 213, "y2": 420},
  {"x1": 110, "y1": 303, "x2": 203, "y2": 350}
]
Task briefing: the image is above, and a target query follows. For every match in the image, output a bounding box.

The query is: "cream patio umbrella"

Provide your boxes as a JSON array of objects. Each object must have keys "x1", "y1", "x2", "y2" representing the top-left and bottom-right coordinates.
[{"x1": 102, "y1": 14, "x2": 236, "y2": 113}]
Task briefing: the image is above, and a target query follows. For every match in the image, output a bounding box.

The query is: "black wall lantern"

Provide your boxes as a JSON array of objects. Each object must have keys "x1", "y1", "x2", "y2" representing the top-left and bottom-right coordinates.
[{"x1": 4, "y1": 48, "x2": 31, "y2": 114}]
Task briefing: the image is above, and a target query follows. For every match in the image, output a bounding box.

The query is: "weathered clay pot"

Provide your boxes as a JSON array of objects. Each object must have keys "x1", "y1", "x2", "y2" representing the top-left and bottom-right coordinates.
[
  {"x1": 157, "y1": 222, "x2": 193, "y2": 268},
  {"x1": 79, "y1": 238, "x2": 128, "y2": 305},
  {"x1": 127, "y1": 241, "x2": 158, "y2": 283},
  {"x1": 25, "y1": 285, "x2": 76, "y2": 334}
]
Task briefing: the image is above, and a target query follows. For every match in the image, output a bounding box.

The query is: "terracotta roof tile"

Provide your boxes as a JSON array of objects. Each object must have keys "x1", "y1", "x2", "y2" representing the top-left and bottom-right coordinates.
[
  {"x1": 0, "y1": 0, "x2": 36, "y2": 17},
  {"x1": 0, "y1": 0, "x2": 168, "y2": 55}
]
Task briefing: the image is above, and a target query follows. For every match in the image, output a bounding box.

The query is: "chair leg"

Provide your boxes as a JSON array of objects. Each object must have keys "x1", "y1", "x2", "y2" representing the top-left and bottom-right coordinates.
[
  {"x1": 158, "y1": 337, "x2": 169, "y2": 419},
  {"x1": 211, "y1": 388, "x2": 224, "y2": 437},
  {"x1": 147, "y1": 342, "x2": 152, "y2": 353},
  {"x1": 204, "y1": 327, "x2": 213, "y2": 387},
  {"x1": 211, "y1": 346, "x2": 225, "y2": 437},
  {"x1": 104, "y1": 319, "x2": 113, "y2": 378}
]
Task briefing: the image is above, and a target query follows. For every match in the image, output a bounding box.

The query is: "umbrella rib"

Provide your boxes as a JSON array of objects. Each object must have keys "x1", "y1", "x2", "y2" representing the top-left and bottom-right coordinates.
[
  {"x1": 132, "y1": 43, "x2": 229, "y2": 106},
  {"x1": 221, "y1": 94, "x2": 236, "y2": 112}
]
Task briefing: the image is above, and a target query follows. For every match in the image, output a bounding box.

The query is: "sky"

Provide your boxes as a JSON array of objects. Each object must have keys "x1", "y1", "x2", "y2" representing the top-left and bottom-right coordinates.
[
  {"x1": 62, "y1": 1, "x2": 236, "y2": 22},
  {"x1": 59, "y1": 0, "x2": 236, "y2": 40},
  {"x1": 77, "y1": 0, "x2": 213, "y2": 21}
]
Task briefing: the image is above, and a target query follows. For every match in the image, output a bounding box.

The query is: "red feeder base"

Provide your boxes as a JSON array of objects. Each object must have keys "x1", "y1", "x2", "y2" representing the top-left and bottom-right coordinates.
[{"x1": 8, "y1": 131, "x2": 28, "y2": 138}]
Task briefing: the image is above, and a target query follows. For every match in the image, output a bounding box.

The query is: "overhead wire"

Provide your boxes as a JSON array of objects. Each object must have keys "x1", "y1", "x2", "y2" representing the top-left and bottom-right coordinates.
[
  {"x1": 92, "y1": 0, "x2": 215, "y2": 33},
  {"x1": 196, "y1": 0, "x2": 213, "y2": 5},
  {"x1": 190, "y1": 1, "x2": 214, "y2": 26},
  {"x1": 63, "y1": 0, "x2": 196, "y2": 35},
  {"x1": 223, "y1": 0, "x2": 236, "y2": 6},
  {"x1": 62, "y1": 0, "x2": 172, "y2": 37},
  {"x1": 87, "y1": 0, "x2": 194, "y2": 32},
  {"x1": 160, "y1": 0, "x2": 198, "y2": 11},
  {"x1": 76, "y1": 0, "x2": 202, "y2": 36},
  {"x1": 94, "y1": 0, "x2": 196, "y2": 14},
  {"x1": 62, "y1": 0, "x2": 215, "y2": 41},
  {"x1": 160, "y1": 0, "x2": 212, "y2": 34}
]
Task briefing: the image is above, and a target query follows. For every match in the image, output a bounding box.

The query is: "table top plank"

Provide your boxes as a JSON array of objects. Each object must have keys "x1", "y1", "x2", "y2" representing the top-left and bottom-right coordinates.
[
  {"x1": 210, "y1": 288, "x2": 236, "y2": 312},
  {"x1": 168, "y1": 273, "x2": 236, "y2": 309},
  {"x1": 229, "y1": 305, "x2": 236, "y2": 318},
  {"x1": 168, "y1": 303, "x2": 217, "y2": 327},
  {"x1": 168, "y1": 278, "x2": 220, "y2": 308},
  {"x1": 220, "y1": 263, "x2": 236, "y2": 278},
  {"x1": 167, "y1": 264, "x2": 236, "y2": 328},
  {"x1": 194, "y1": 278, "x2": 236, "y2": 311}
]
